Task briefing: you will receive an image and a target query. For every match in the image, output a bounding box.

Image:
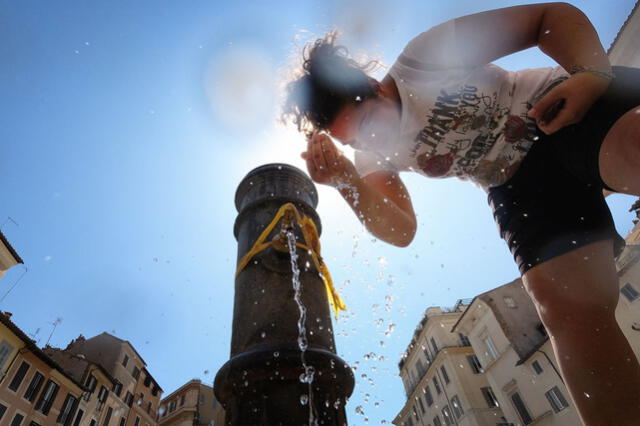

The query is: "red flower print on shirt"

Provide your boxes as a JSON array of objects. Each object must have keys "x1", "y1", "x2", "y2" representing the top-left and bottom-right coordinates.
[
  {"x1": 417, "y1": 152, "x2": 454, "y2": 177},
  {"x1": 504, "y1": 115, "x2": 527, "y2": 143}
]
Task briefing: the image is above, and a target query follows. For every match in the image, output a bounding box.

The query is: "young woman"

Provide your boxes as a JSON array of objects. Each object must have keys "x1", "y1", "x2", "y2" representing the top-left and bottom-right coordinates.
[{"x1": 283, "y1": 2, "x2": 640, "y2": 425}]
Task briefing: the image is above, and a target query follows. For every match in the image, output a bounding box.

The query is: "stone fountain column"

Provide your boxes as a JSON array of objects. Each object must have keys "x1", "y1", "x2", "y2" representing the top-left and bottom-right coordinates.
[{"x1": 214, "y1": 163, "x2": 354, "y2": 425}]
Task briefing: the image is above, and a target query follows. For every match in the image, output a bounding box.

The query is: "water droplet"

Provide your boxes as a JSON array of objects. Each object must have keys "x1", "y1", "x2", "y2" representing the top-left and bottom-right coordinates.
[
  {"x1": 544, "y1": 29, "x2": 551, "y2": 34},
  {"x1": 355, "y1": 405, "x2": 365, "y2": 415},
  {"x1": 300, "y1": 394, "x2": 309, "y2": 405},
  {"x1": 584, "y1": 392, "x2": 590, "y2": 398},
  {"x1": 261, "y1": 331, "x2": 266, "y2": 338}
]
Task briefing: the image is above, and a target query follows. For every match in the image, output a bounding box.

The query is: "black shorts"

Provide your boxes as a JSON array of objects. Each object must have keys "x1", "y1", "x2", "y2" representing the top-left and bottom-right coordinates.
[{"x1": 488, "y1": 66, "x2": 640, "y2": 275}]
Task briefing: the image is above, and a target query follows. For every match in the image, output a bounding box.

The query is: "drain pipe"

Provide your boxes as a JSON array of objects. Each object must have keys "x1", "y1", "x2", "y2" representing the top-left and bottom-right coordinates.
[{"x1": 214, "y1": 163, "x2": 354, "y2": 425}]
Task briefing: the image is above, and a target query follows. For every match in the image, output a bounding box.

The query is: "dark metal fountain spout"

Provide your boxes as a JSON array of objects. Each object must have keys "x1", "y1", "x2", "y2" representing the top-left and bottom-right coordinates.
[{"x1": 214, "y1": 163, "x2": 354, "y2": 425}]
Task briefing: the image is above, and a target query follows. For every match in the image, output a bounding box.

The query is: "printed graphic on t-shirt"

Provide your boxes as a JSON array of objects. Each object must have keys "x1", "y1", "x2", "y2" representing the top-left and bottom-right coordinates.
[{"x1": 411, "y1": 81, "x2": 540, "y2": 188}]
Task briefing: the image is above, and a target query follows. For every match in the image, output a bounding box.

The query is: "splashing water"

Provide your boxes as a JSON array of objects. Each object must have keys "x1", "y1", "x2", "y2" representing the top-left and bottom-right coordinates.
[{"x1": 287, "y1": 231, "x2": 318, "y2": 425}]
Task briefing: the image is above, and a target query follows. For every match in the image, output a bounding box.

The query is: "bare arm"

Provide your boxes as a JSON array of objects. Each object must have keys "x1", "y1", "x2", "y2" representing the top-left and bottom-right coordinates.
[
  {"x1": 424, "y1": 2, "x2": 610, "y2": 72},
  {"x1": 302, "y1": 133, "x2": 417, "y2": 247},
  {"x1": 421, "y1": 2, "x2": 612, "y2": 134}
]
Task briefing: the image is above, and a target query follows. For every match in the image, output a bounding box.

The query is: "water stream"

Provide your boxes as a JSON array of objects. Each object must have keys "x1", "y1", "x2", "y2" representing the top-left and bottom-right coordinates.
[{"x1": 286, "y1": 230, "x2": 318, "y2": 426}]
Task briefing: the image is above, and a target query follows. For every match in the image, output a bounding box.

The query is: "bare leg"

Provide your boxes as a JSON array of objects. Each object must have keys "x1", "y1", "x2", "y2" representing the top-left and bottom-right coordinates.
[
  {"x1": 522, "y1": 240, "x2": 640, "y2": 425},
  {"x1": 599, "y1": 105, "x2": 640, "y2": 195}
]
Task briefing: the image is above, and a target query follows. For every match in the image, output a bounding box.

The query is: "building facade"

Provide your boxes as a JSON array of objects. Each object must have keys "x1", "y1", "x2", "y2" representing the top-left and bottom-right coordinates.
[
  {"x1": 394, "y1": 301, "x2": 508, "y2": 426},
  {"x1": 452, "y1": 280, "x2": 582, "y2": 426},
  {"x1": 157, "y1": 379, "x2": 224, "y2": 426},
  {"x1": 0, "y1": 312, "x2": 86, "y2": 426},
  {"x1": 63, "y1": 333, "x2": 163, "y2": 426},
  {"x1": 0, "y1": 230, "x2": 23, "y2": 279}
]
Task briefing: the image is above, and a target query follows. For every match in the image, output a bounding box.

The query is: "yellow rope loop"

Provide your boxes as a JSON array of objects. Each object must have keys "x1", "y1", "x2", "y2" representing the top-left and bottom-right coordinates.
[{"x1": 235, "y1": 203, "x2": 346, "y2": 318}]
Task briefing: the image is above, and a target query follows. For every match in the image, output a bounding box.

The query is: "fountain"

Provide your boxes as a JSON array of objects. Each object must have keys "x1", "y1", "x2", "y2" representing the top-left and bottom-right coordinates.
[{"x1": 214, "y1": 163, "x2": 355, "y2": 425}]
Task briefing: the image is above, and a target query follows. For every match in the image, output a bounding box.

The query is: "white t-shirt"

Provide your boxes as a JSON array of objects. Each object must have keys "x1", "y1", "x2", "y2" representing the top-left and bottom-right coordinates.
[{"x1": 354, "y1": 20, "x2": 569, "y2": 190}]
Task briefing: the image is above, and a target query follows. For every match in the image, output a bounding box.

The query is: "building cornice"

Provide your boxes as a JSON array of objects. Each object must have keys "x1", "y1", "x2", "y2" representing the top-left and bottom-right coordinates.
[
  {"x1": 607, "y1": 0, "x2": 640, "y2": 54},
  {"x1": 0, "y1": 230, "x2": 23, "y2": 265}
]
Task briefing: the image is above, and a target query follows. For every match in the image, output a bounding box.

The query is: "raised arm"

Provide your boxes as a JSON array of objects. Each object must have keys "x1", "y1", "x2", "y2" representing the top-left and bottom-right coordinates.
[
  {"x1": 418, "y1": 2, "x2": 612, "y2": 134},
  {"x1": 301, "y1": 133, "x2": 417, "y2": 247},
  {"x1": 421, "y1": 2, "x2": 610, "y2": 71}
]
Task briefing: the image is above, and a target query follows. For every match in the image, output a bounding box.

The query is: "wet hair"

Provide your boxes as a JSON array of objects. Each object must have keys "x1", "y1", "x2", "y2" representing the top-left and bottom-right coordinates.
[{"x1": 281, "y1": 31, "x2": 380, "y2": 138}]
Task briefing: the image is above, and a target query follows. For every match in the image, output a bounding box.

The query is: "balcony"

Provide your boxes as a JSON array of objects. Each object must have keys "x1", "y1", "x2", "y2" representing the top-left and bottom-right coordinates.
[{"x1": 404, "y1": 343, "x2": 473, "y2": 396}]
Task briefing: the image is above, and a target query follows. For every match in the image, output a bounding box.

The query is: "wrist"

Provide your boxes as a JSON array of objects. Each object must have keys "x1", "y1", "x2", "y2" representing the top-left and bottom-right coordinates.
[{"x1": 568, "y1": 65, "x2": 615, "y2": 82}]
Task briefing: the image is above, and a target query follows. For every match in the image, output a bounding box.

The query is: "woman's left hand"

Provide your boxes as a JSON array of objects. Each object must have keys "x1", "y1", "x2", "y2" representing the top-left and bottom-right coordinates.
[{"x1": 527, "y1": 72, "x2": 611, "y2": 135}]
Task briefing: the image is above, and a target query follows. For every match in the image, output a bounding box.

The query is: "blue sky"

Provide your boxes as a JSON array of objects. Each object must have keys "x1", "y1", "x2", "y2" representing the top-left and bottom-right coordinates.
[{"x1": 1, "y1": 0, "x2": 638, "y2": 424}]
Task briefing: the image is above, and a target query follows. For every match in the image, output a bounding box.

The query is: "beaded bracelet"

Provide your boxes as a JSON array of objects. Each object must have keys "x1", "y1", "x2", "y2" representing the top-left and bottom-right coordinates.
[{"x1": 569, "y1": 65, "x2": 615, "y2": 81}]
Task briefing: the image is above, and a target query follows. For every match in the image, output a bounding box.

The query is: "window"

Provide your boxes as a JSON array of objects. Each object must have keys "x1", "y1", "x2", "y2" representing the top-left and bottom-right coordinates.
[
  {"x1": 132, "y1": 367, "x2": 140, "y2": 380},
  {"x1": 532, "y1": 360, "x2": 544, "y2": 375},
  {"x1": 412, "y1": 406, "x2": 419, "y2": 421},
  {"x1": 458, "y1": 333, "x2": 470, "y2": 346},
  {"x1": 545, "y1": 386, "x2": 569, "y2": 413},
  {"x1": 510, "y1": 392, "x2": 533, "y2": 425},
  {"x1": 433, "y1": 376, "x2": 441, "y2": 394},
  {"x1": 442, "y1": 406, "x2": 454, "y2": 426},
  {"x1": 450, "y1": 395, "x2": 464, "y2": 419},
  {"x1": 102, "y1": 407, "x2": 112, "y2": 426},
  {"x1": 180, "y1": 394, "x2": 185, "y2": 406},
  {"x1": 24, "y1": 372, "x2": 45, "y2": 402},
  {"x1": 57, "y1": 393, "x2": 78, "y2": 425},
  {"x1": 0, "y1": 403, "x2": 6, "y2": 420},
  {"x1": 417, "y1": 395, "x2": 425, "y2": 414},
  {"x1": 621, "y1": 283, "x2": 639, "y2": 302},
  {"x1": 483, "y1": 336, "x2": 499, "y2": 360},
  {"x1": 144, "y1": 375, "x2": 151, "y2": 387},
  {"x1": 10, "y1": 413, "x2": 24, "y2": 426},
  {"x1": 122, "y1": 355, "x2": 129, "y2": 367},
  {"x1": 440, "y1": 365, "x2": 450, "y2": 384},
  {"x1": 73, "y1": 410, "x2": 84, "y2": 426},
  {"x1": 112, "y1": 382, "x2": 122, "y2": 397},
  {"x1": 119, "y1": 418, "x2": 125, "y2": 426},
  {"x1": 89, "y1": 420, "x2": 96, "y2": 426},
  {"x1": 212, "y1": 398, "x2": 217, "y2": 409},
  {"x1": 84, "y1": 375, "x2": 97, "y2": 401},
  {"x1": 423, "y1": 385, "x2": 433, "y2": 406},
  {"x1": 0, "y1": 340, "x2": 14, "y2": 369},
  {"x1": 98, "y1": 386, "x2": 108, "y2": 403},
  {"x1": 30, "y1": 422, "x2": 41, "y2": 426},
  {"x1": 467, "y1": 355, "x2": 482, "y2": 374},
  {"x1": 433, "y1": 414, "x2": 442, "y2": 426},
  {"x1": 481, "y1": 387, "x2": 499, "y2": 408},
  {"x1": 415, "y1": 358, "x2": 426, "y2": 378},
  {"x1": 422, "y1": 344, "x2": 431, "y2": 362},
  {"x1": 134, "y1": 416, "x2": 140, "y2": 426},
  {"x1": 35, "y1": 379, "x2": 59, "y2": 415},
  {"x1": 199, "y1": 393, "x2": 205, "y2": 405},
  {"x1": 9, "y1": 361, "x2": 30, "y2": 392},
  {"x1": 169, "y1": 400, "x2": 176, "y2": 412},
  {"x1": 430, "y1": 337, "x2": 439, "y2": 354},
  {"x1": 147, "y1": 401, "x2": 152, "y2": 414},
  {"x1": 124, "y1": 392, "x2": 133, "y2": 407}
]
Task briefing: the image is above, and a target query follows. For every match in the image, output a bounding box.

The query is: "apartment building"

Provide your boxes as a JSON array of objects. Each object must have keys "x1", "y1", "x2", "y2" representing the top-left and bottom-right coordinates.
[
  {"x1": 394, "y1": 301, "x2": 508, "y2": 426},
  {"x1": 0, "y1": 230, "x2": 22, "y2": 278},
  {"x1": 614, "y1": 223, "x2": 640, "y2": 360},
  {"x1": 63, "y1": 333, "x2": 163, "y2": 426},
  {"x1": 157, "y1": 379, "x2": 224, "y2": 426},
  {"x1": 608, "y1": 0, "x2": 639, "y2": 67},
  {"x1": 44, "y1": 347, "x2": 125, "y2": 426},
  {"x1": 452, "y1": 279, "x2": 581, "y2": 426},
  {"x1": 0, "y1": 311, "x2": 86, "y2": 426}
]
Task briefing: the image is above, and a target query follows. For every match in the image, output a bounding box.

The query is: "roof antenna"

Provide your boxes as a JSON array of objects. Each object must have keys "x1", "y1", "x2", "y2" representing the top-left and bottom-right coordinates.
[{"x1": 0, "y1": 217, "x2": 19, "y2": 231}]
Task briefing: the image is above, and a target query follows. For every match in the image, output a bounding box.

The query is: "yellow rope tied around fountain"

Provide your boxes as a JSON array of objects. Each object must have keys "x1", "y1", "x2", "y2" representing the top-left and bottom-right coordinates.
[{"x1": 235, "y1": 203, "x2": 346, "y2": 319}]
